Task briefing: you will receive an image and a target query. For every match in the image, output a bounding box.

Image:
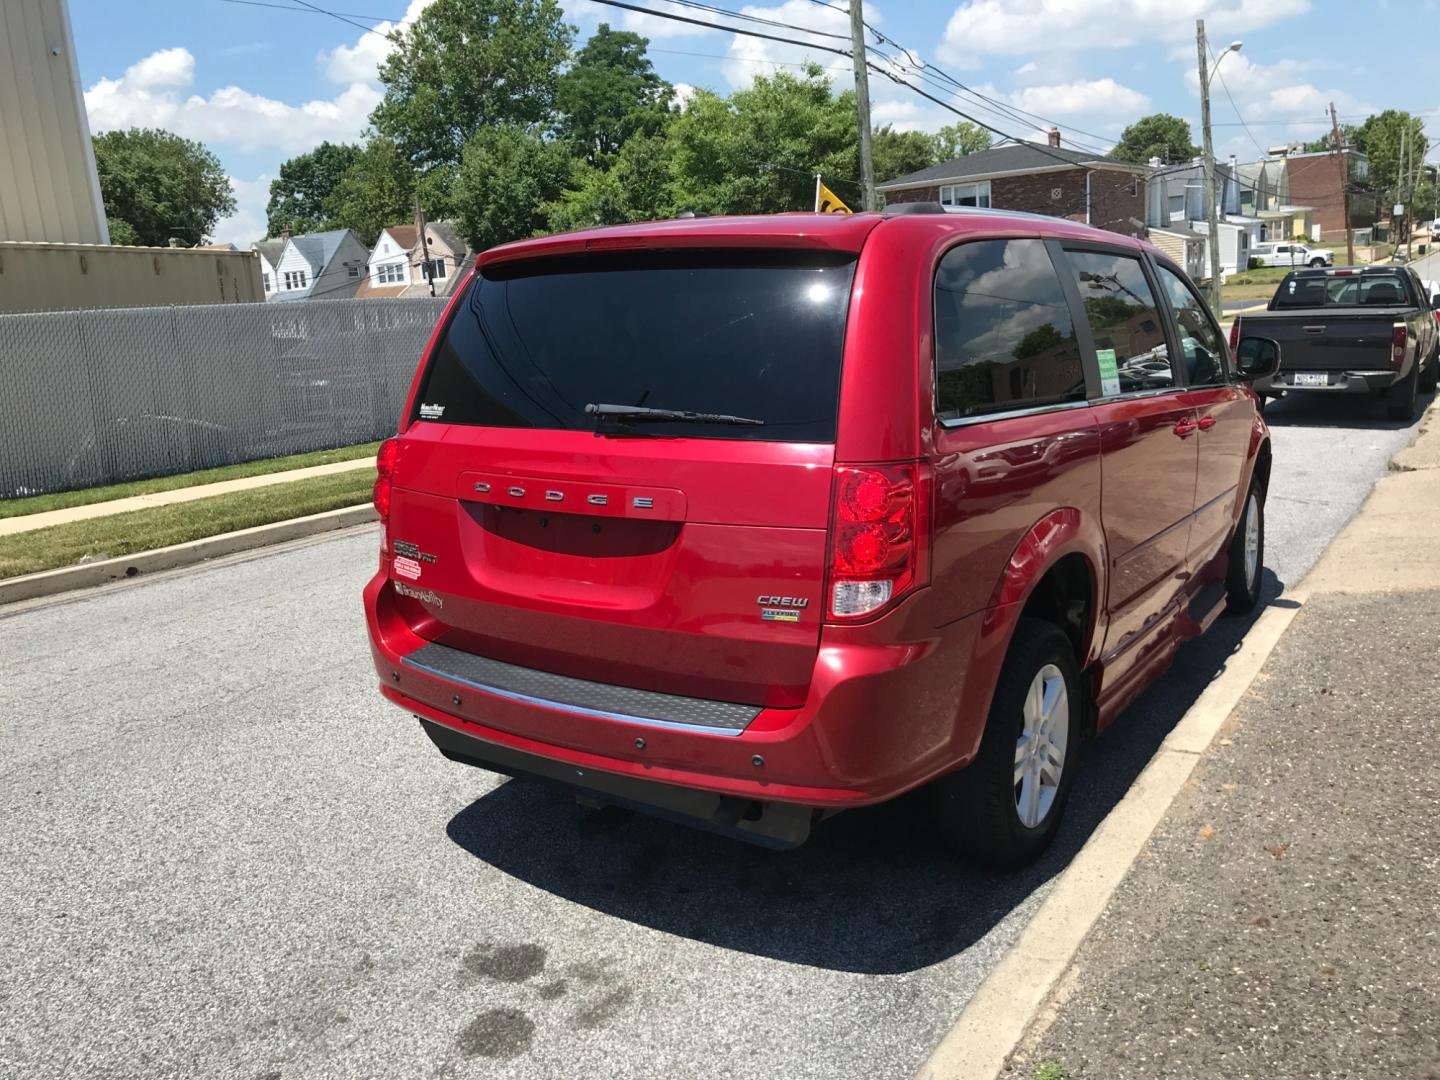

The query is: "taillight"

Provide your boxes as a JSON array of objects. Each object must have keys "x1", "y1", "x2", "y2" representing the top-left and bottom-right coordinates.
[
  {"x1": 1229, "y1": 317, "x2": 1241, "y2": 352},
  {"x1": 1392, "y1": 323, "x2": 1407, "y2": 369},
  {"x1": 373, "y1": 438, "x2": 399, "y2": 521},
  {"x1": 827, "y1": 463, "x2": 929, "y2": 619}
]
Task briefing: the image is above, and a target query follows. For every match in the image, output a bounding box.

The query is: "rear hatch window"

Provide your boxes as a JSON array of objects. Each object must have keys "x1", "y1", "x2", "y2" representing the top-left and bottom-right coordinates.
[
  {"x1": 414, "y1": 250, "x2": 857, "y2": 442},
  {"x1": 1273, "y1": 272, "x2": 1409, "y2": 307}
]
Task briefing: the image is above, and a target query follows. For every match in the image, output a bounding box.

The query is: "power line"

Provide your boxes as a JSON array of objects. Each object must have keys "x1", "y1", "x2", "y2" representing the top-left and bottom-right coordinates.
[
  {"x1": 218, "y1": 0, "x2": 393, "y2": 20},
  {"x1": 284, "y1": 0, "x2": 390, "y2": 38},
  {"x1": 1207, "y1": 49, "x2": 1266, "y2": 159}
]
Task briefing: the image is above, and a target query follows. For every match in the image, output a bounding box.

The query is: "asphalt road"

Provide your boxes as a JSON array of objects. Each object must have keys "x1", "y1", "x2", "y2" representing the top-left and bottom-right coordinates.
[{"x1": 0, "y1": 390, "x2": 1429, "y2": 1080}]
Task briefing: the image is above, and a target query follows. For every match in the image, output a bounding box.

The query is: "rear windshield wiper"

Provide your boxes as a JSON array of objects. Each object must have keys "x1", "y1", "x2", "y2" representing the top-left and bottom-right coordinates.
[{"x1": 585, "y1": 403, "x2": 765, "y2": 426}]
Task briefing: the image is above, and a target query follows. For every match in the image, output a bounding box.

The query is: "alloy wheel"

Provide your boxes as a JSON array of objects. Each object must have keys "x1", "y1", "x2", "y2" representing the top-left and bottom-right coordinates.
[{"x1": 1013, "y1": 663, "x2": 1069, "y2": 828}]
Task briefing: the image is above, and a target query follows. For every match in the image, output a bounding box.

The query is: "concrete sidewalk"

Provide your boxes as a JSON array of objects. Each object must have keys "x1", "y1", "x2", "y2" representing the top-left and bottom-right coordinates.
[
  {"x1": 1013, "y1": 409, "x2": 1440, "y2": 1078},
  {"x1": 0, "y1": 456, "x2": 374, "y2": 538}
]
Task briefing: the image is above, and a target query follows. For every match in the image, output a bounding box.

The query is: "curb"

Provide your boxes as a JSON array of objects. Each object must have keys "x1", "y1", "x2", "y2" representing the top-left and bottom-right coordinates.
[
  {"x1": 0, "y1": 504, "x2": 377, "y2": 606},
  {"x1": 916, "y1": 398, "x2": 1439, "y2": 1080}
]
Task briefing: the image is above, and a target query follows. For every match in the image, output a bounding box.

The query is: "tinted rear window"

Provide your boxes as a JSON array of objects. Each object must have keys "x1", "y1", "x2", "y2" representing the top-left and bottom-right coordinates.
[
  {"x1": 414, "y1": 250, "x2": 856, "y2": 442},
  {"x1": 1272, "y1": 272, "x2": 1409, "y2": 308}
]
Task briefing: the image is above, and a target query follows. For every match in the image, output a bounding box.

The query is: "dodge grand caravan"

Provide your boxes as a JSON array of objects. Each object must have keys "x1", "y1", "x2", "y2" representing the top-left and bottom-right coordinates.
[{"x1": 364, "y1": 205, "x2": 1280, "y2": 866}]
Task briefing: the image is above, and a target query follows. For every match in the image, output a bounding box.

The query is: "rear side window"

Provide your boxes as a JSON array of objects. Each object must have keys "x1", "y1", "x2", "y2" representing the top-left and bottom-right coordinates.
[
  {"x1": 933, "y1": 238, "x2": 1084, "y2": 421},
  {"x1": 412, "y1": 250, "x2": 856, "y2": 442},
  {"x1": 1064, "y1": 249, "x2": 1174, "y2": 394}
]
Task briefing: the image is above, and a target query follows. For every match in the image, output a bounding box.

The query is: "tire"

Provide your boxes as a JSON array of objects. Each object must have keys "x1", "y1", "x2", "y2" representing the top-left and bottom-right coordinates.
[
  {"x1": 928, "y1": 618, "x2": 1082, "y2": 867},
  {"x1": 1225, "y1": 479, "x2": 1265, "y2": 614},
  {"x1": 1309, "y1": 257, "x2": 1326, "y2": 268},
  {"x1": 1386, "y1": 365, "x2": 1419, "y2": 421}
]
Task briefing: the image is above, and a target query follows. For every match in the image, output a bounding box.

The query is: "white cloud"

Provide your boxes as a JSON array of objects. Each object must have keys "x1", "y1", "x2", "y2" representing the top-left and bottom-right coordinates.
[
  {"x1": 85, "y1": 58, "x2": 381, "y2": 155},
  {"x1": 672, "y1": 82, "x2": 697, "y2": 110},
  {"x1": 1008, "y1": 77, "x2": 1150, "y2": 117},
  {"x1": 720, "y1": 0, "x2": 858, "y2": 90},
  {"x1": 122, "y1": 47, "x2": 194, "y2": 90},
  {"x1": 322, "y1": 0, "x2": 434, "y2": 83},
  {"x1": 213, "y1": 174, "x2": 272, "y2": 247},
  {"x1": 1182, "y1": 52, "x2": 1371, "y2": 118},
  {"x1": 939, "y1": 0, "x2": 1310, "y2": 62},
  {"x1": 565, "y1": 0, "x2": 728, "y2": 40}
]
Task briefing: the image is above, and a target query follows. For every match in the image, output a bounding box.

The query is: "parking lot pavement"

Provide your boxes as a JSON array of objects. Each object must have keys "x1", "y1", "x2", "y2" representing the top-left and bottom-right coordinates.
[{"x1": 0, "y1": 392, "x2": 1428, "y2": 1080}]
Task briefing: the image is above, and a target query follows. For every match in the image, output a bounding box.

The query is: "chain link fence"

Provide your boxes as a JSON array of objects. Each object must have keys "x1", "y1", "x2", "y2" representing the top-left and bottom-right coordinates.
[{"x1": 0, "y1": 297, "x2": 448, "y2": 498}]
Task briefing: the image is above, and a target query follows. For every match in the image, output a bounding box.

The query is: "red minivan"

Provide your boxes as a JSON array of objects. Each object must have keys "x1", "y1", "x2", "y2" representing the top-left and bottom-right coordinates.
[{"x1": 364, "y1": 205, "x2": 1279, "y2": 865}]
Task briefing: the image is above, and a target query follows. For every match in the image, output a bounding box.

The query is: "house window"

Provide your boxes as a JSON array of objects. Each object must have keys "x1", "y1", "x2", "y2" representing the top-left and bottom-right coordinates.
[
  {"x1": 424, "y1": 258, "x2": 447, "y2": 281},
  {"x1": 262, "y1": 273, "x2": 272, "y2": 291},
  {"x1": 938, "y1": 181, "x2": 991, "y2": 208},
  {"x1": 348, "y1": 264, "x2": 360, "y2": 278},
  {"x1": 376, "y1": 262, "x2": 404, "y2": 285},
  {"x1": 284, "y1": 270, "x2": 308, "y2": 290}
]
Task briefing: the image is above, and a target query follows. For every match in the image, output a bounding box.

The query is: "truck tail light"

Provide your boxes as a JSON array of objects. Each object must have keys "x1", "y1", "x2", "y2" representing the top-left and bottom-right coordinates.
[
  {"x1": 827, "y1": 463, "x2": 930, "y2": 620},
  {"x1": 1392, "y1": 323, "x2": 1407, "y2": 370},
  {"x1": 373, "y1": 438, "x2": 399, "y2": 524},
  {"x1": 1229, "y1": 317, "x2": 1241, "y2": 352}
]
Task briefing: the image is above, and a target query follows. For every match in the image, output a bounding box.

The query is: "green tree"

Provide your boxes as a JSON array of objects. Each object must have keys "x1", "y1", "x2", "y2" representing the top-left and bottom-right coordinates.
[
  {"x1": 556, "y1": 23, "x2": 670, "y2": 167},
  {"x1": 929, "y1": 121, "x2": 992, "y2": 163},
  {"x1": 371, "y1": 0, "x2": 574, "y2": 170},
  {"x1": 1351, "y1": 110, "x2": 1428, "y2": 197},
  {"x1": 547, "y1": 133, "x2": 673, "y2": 230},
  {"x1": 873, "y1": 127, "x2": 937, "y2": 184},
  {"x1": 92, "y1": 128, "x2": 236, "y2": 246},
  {"x1": 668, "y1": 67, "x2": 855, "y2": 215},
  {"x1": 451, "y1": 125, "x2": 574, "y2": 250},
  {"x1": 266, "y1": 142, "x2": 361, "y2": 236},
  {"x1": 323, "y1": 137, "x2": 414, "y2": 246},
  {"x1": 1301, "y1": 124, "x2": 1357, "y2": 154},
  {"x1": 1109, "y1": 113, "x2": 1197, "y2": 165}
]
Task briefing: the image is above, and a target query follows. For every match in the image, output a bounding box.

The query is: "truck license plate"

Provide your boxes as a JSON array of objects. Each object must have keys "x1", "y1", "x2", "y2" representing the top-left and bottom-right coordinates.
[{"x1": 1292, "y1": 372, "x2": 1328, "y2": 388}]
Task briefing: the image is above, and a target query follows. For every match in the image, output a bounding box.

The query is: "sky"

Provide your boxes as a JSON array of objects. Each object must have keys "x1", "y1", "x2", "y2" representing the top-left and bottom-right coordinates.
[{"x1": 69, "y1": 0, "x2": 1440, "y2": 246}]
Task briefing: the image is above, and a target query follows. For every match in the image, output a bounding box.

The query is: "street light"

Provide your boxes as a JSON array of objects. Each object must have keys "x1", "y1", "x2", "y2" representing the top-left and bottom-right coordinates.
[{"x1": 1197, "y1": 24, "x2": 1241, "y2": 317}]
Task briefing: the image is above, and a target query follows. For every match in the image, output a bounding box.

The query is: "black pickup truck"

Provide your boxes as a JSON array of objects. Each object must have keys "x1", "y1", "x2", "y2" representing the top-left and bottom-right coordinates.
[{"x1": 1233, "y1": 266, "x2": 1439, "y2": 420}]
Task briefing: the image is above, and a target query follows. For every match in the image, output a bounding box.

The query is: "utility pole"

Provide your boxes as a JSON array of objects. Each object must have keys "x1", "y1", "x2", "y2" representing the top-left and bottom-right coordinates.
[
  {"x1": 848, "y1": 0, "x2": 876, "y2": 212},
  {"x1": 1329, "y1": 102, "x2": 1354, "y2": 266},
  {"x1": 1400, "y1": 125, "x2": 1409, "y2": 260},
  {"x1": 1196, "y1": 19, "x2": 1223, "y2": 317},
  {"x1": 415, "y1": 193, "x2": 435, "y2": 298}
]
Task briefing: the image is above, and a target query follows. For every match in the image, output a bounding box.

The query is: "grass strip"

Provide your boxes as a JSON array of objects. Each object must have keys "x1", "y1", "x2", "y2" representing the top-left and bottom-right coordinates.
[
  {"x1": 0, "y1": 468, "x2": 375, "y2": 580},
  {"x1": 0, "y1": 441, "x2": 382, "y2": 519}
]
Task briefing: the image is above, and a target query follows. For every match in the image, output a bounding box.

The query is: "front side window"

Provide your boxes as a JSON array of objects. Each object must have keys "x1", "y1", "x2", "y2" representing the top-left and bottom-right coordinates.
[
  {"x1": 1064, "y1": 249, "x2": 1174, "y2": 394},
  {"x1": 939, "y1": 181, "x2": 992, "y2": 208},
  {"x1": 1156, "y1": 264, "x2": 1226, "y2": 385},
  {"x1": 933, "y1": 238, "x2": 1084, "y2": 421}
]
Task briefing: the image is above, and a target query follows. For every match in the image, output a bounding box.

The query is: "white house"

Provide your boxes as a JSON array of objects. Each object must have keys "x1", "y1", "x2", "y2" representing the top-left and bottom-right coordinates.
[
  {"x1": 360, "y1": 225, "x2": 419, "y2": 295},
  {"x1": 269, "y1": 229, "x2": 368, "y2": 302},
  {"x1": 253, "y1": 239, "x2": 284, "y2": 298},
  {"x1": 356, "y1": 221, "x2": 472, "y2": 299}
]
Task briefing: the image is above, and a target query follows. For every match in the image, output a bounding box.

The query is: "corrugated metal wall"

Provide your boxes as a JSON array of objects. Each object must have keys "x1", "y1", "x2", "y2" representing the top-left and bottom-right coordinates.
[
  {"x1": 0, "y1": 0, "x2": 109, "y2": 244},
  {"x1": 0, "y1": 297, "x2": 448, "y2": 498}
]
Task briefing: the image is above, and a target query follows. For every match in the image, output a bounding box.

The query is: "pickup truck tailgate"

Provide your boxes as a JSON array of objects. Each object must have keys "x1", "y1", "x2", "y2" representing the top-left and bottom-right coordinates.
[{"x1": 1243, "y1": 309, "x2": 1403, "y2": 372}]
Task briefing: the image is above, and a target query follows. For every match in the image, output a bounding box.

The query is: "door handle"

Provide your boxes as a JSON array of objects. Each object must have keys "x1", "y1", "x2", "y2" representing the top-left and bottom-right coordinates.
[
  {"x1": 1197, "y1": 415, "x2": 1217, "y2": 431},
  {"x1": 1173, "y1": 418, "x2": 1199, "y2": 438}
]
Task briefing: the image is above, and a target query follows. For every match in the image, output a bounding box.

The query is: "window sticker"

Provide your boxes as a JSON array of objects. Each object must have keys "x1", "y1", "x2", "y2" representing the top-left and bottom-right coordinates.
[{"x1": 1096, "y1": 348, "x2": 1121, "y2": 396}]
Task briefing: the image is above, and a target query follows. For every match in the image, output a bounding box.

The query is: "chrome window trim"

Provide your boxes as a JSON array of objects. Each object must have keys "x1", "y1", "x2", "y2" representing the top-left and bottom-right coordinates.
[{"x1": 939, "y1": 398, "x2": 1093, "y2": 428}]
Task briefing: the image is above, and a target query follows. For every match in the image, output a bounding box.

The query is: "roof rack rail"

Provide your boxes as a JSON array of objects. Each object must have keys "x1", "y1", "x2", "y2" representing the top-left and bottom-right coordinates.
[{"x1": 882, "y1": 202, "x2": 947, "y2": 216}]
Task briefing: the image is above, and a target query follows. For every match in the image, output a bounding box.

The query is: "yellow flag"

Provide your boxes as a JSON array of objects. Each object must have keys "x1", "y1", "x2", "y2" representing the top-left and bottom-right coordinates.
[{"x1": 815, "y1": 178, "x2": 852, "y2": 215}]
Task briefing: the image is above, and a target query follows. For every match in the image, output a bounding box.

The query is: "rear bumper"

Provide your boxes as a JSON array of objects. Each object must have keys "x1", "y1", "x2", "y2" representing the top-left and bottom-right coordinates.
[
  {"x1": 1254, "y1": 369, "x2": 1401, "y2": 394},
  {"x1": 365, "y1": 572, "x2": 1004, "y2": 812}
]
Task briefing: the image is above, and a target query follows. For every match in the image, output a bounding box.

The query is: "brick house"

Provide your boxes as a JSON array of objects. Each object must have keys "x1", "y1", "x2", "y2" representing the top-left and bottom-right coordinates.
[
  {"x1": 1270, "y1": 149, "x2": 1376, "y2": 241},
  {"x1": 879, "y1": 131, "x2": 1150, "y2": 238}
]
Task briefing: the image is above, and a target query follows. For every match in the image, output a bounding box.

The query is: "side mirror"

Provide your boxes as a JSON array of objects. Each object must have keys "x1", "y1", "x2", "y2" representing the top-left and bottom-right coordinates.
[{"x1": 1236, "y1": 336, "x2": 1281, "y2": 380}]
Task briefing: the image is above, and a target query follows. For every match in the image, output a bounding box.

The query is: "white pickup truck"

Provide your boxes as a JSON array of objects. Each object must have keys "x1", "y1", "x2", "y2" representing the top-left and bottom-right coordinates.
[{"x1": 1250, "y1": 242, "x2": 1334, "y2": 268}]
